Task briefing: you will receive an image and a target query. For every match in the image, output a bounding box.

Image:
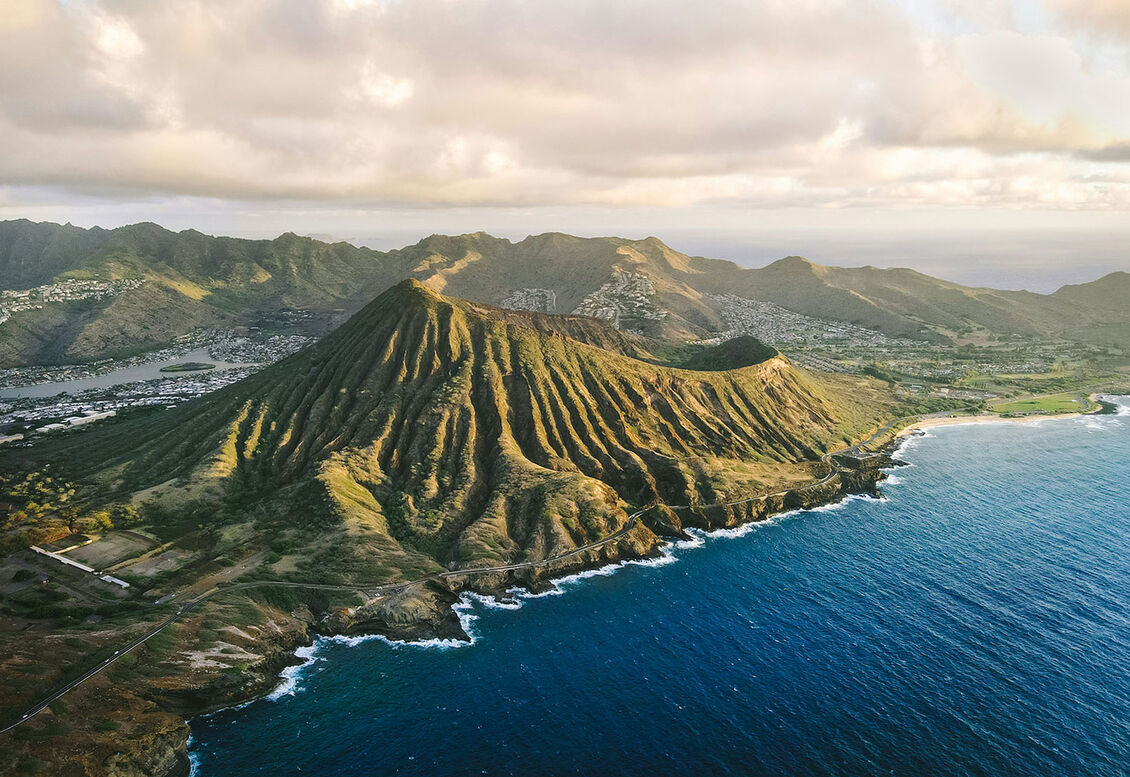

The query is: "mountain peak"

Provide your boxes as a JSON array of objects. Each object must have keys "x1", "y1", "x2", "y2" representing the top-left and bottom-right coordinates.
[
  {"x1": 764, "y1": 255, "x2": 821, "y2": 273},
  {"x1": 373, "y1": 277, "x2": 445, "y2": 309},
  {"x1": 637, "y1": 235, "x2": 673, "y2": 250},
  {"x1": 397, "y1": 277, "x2": 440, "y2": 296},
  {"x1": 21, "y1": 276, "x2": 869, "y2": 588}
]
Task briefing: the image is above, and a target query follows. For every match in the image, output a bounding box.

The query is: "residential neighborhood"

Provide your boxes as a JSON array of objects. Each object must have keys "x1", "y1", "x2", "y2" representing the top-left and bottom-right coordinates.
[{"x1": 0, "y1": 278, "x2": 146, "y2": 325}]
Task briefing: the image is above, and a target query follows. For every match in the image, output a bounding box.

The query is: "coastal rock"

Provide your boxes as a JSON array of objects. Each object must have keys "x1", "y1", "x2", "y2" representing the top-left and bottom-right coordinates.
[
  {"x1": 102, "y1": 724, "x2": 189, "y2": 777},
  {"x1": 0, "y1": 467, "x2": 891, "y2": 777},
  {"x1": 344, "y1": 582, "x2": 466, "y2": 642},
  {"x1": 665, "y1": 457, "x2": 888, "y2": 532}
]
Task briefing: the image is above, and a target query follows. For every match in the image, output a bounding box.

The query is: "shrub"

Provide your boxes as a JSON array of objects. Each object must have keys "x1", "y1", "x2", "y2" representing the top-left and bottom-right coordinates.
[{"x1": 16, "y1": 758, "x2": 43, "y2": 774}]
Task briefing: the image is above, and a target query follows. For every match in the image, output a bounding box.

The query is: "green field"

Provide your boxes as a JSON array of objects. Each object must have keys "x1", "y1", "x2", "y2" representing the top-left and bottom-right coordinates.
[{"x1": 990, "y1": 392, "x2": 1091, "y2": 415}]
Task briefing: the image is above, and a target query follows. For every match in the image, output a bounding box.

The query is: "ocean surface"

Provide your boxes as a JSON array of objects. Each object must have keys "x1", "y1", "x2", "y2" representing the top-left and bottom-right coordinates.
[{"x1": 190, "y1": 400, "x2": 1130, "y2": 777}]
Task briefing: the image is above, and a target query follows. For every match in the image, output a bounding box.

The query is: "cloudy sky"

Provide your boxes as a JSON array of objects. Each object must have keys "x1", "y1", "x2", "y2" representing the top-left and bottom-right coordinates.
[{"x1": 2, "y1": 0, "x2": 1129, "y2": 289}]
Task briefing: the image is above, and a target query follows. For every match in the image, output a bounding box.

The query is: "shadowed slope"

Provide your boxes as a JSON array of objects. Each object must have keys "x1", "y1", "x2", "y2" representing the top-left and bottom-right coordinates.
[{"x1": 14, "y1": 281, "x2": 892, "y2": 576}]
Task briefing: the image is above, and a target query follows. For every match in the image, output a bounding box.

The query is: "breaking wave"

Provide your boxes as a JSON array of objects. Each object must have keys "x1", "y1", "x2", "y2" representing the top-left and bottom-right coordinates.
[
  {"x1": 256, "y1": 487, "x2": 899, "y2": 700},
  {"x1": 267, "y1": 644, "x2": 321, "y2": 700}
]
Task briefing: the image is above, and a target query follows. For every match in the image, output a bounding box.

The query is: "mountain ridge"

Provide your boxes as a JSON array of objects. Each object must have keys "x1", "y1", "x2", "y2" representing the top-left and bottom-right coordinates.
[{"x1": 2, "y1": 218, "x2": 1127, "y2": 367}]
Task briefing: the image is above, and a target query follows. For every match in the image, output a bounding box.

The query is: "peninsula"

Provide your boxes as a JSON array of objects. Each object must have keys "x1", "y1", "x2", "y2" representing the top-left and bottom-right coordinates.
[{"x1": 0, "y1": 279, "x2": 940, "y2": 774}]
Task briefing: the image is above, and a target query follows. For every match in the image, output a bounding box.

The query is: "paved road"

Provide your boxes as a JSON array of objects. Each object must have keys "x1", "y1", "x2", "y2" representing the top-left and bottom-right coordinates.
[
  {"x1": 0, "y1": 595, "x2": 207, "y2": 734},
  {"x1": 0, "y1": 410, "x2": 937, "y2": 734},
  {"x1": 0, "y1": 501, "x2": 658, "y2": 735}
]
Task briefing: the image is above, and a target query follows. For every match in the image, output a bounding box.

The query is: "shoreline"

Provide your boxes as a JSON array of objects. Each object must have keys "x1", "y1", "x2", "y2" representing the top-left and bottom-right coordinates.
[
  {"x1": 181, "y1": 478, "x2": 898, "y2": 776},
  {"x1": 9, "y1": 393, "x2": 1125, "y2": 775},
  {"x1": 184, "y1": 396, "x2": 1130, "y2": 773},
  {"x1": 176, "y1": 455, "x2": 898, "y2": 772},
  {"x1": 895, "y1": 392, "x2": 1123, "y2": 438},
  {"x1": 896, "y1": 411, "x2": 1083, "y2": 437}
]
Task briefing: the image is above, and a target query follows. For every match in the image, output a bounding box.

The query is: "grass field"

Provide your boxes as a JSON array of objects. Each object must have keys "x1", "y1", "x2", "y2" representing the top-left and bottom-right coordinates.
[
  {"x1": 989, "y1": 392, "x2": 1092, "y2": 415},
  {"x1": 67, "y1": 531, "x2": 155, "y2": 568}
]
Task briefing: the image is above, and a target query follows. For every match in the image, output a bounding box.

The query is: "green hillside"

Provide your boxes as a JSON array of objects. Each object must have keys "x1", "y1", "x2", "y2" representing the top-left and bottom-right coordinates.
[
  {"x1": 0, "y1": 220, "x2": 414, "y2": 366},
  {"x1": 1053, "y1": 271, "x2": 1130, "y2": 311},
  {"x1": 380, "y1": 233, "x2": 1130, "y2": 346},
  {"x1": 5, "y1": 281, "x2": 897, "y2": 582},
  {"x1": 694, "y1": 256, "x2": 1084, "y2": 341},
  {"x1": 2, "y1": 219, "x2": 1126, "y2": 368}
]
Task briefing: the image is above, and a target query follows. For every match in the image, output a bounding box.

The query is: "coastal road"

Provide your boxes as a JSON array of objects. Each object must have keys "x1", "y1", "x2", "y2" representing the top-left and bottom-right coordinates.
[
  {"x1": 0, "y1": 595, "x2": 210, "y2": 735},
  {"x1": 0, "y1": 410, "x2": 936, "y2": 733},
  {"x1": 0, "y1": 502, "x2": 658, "y2": 736}
]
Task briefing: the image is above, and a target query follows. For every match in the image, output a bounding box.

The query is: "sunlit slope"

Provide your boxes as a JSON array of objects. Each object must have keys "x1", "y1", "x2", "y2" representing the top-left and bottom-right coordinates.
[
  {"x1": 390, "y1": 231, "x2": 725, "y2": 339},
  {"x1": 0, "y1": 219, "x2": 412, "y2": 365},
  {"x1": 24, "y1": 281, "x2": 891, "y2": 572},
  {"x1": 4, "y1": 220, "x2": 1128, "y2": 367},
  {"x1": 389, "y1": 235, "x2": 1130, "y2": 344}
]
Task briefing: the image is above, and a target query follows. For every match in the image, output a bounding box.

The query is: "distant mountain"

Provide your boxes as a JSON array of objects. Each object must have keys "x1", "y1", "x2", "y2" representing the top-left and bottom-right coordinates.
[
  {"x1": 1, "y1": 219, "x2": 1126, "y2": 367},
  {"x1": 702, "y1": 256, "x2": 1079, "y2": 342},
  {"x1": 388, "y1": 232, "x2": 726, "y2": 340},
  {"x1": 1053, "y1": 271, "x2": 1130, "y2": 312},
  {"x1": 0, "y1": 219, "x2": 413, "y2": 366},
  {"x1": 391, "y1": 233, "x2": 1129, "y2": 345},
  {"x1": 0, "y1": 219, "x2": 112, "y2": 287},
  {"x1": 1048, "y1": 272, "x2": 1130, "y2": 346},
  {"x1": 13, "y1": 280, "x2": 895, "y2": 580}
]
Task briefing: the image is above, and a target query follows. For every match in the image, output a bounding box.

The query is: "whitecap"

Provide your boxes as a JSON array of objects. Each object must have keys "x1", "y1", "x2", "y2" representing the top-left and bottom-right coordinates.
[
  {"x1": 322, "y1": 593, "x2": 482, "y2": 651},
  {"x1": 267, "y1": 644, "x2": 320, "y2": 701},
  {"x1": 804, "y1": 492, "x2": 886, "y2": 513},
  {"x1": 462, "y1": 591, "x2": 522, "y2": 611},
  {"x1": 891, "y1": 431, "x2": 930, "y2": 458},
  {"x1": 699, "y1": 515, "x2": 783, "y2": 540},
  {"x1": 187, "y1": 735, "x2": 202, "y2": 777},
  {"x1": 234, "y1": 485, "x2": 893, "y2": 712},
  {"x1": 673, "y1": 531, "x2": 707, "y2": 549},
  {"x1": 497, "y1": 546, "x2": 686, "y2": 604},
  {"x1": 625, "y1": 552, "x2": 680, "y2": 568},
  {"x1": 890, "y1": 438, "x2": 915, "y2": 458},
  {"x1": 1097, "y1": 395, "x2": 1130, "y2": 416}
]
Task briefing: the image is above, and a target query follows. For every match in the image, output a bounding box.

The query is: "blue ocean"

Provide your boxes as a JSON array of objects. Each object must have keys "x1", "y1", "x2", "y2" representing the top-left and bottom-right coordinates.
[{"x1": 190, "y1": 400, "x2": 1130, "y2": 777}]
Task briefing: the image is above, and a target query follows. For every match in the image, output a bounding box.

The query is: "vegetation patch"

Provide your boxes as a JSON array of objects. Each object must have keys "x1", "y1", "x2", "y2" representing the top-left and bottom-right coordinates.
[
  {"x1": 990, "y1": 392, "x2": 1092, "y2": 415},
  {"x1": 159, "y1": 361, "x2": 216, "y2": 373}
]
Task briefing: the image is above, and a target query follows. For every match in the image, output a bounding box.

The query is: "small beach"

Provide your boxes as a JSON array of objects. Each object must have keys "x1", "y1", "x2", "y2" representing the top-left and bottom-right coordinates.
[{"x1": 896, "y1": 411, "x2": 1084, "y2": 436}]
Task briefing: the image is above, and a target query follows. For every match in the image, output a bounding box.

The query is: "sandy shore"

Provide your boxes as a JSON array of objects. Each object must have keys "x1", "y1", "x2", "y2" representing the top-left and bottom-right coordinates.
[{"x1": 896, "y1": 412, "x2": 1084, "y2": 437}]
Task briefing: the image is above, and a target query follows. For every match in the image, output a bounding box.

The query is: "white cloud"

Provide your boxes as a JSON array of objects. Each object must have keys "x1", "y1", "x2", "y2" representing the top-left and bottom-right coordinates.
[
  {"x1": 0, "y1": 0, "x2": 1128, "y2": 213},
  {"x1": 957, "y1": 30, "x2": 1130, "y2": 133},
  {"x1": 360, "y1": 66, "x2": 414, "y2": 107}
]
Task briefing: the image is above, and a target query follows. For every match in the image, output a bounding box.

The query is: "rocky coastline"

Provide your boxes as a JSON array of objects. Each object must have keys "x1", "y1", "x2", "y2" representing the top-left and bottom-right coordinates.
[{"x1": 138, "y1": 453, "x2": 897, "y2": 777}]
